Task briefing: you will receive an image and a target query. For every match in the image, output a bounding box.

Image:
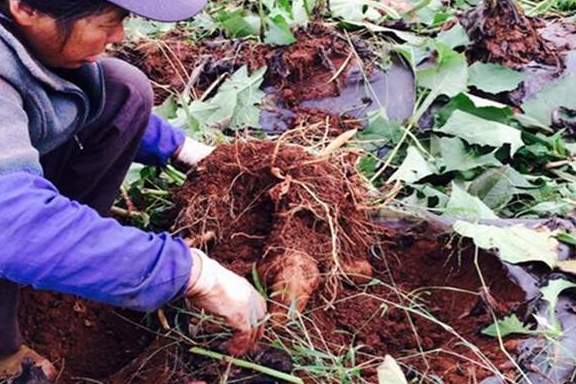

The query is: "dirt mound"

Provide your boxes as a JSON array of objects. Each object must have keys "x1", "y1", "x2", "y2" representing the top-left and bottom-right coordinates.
[
  {"x1": 173, "y1": 140, "x2": 376, "y2": 315},
  {"x1": 461, "y1": 0, "x2": 561, "y2": 68},
  {"x1": 113, "y1": 24, "x2": 367, "y2": 106},
  {"x1": 310, "y1": 220, "x2": 527, "y2": 383}
]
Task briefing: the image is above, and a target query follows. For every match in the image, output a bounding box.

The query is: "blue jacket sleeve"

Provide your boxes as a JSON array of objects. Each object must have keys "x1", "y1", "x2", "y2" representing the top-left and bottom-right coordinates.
[
  {"x1": 135, "y1": 113, "x2": 186, "y2": 167},
  {"x1": 0, "y1": 171, "x2": 193, "y2": 312}
]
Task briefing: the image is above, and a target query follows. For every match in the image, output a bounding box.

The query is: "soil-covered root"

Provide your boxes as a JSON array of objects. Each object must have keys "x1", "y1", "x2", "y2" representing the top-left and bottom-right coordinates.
[
  {"x1": 173, "y1": 140, "x2": 377, "y2": 317},
  {"x1": 461, "y1": 0, "x2": 561, "y2": 68}
]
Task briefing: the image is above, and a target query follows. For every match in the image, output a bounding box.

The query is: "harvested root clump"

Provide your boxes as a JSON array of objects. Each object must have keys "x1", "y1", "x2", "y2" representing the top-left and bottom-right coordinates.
[{"x1": 173, "y1": 140, "x2": 376, "y2": 317}]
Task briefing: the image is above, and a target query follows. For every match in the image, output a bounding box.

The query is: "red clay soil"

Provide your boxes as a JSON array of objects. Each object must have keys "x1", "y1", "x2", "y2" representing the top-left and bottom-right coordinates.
[
  {"x1": 113, "y1": 24, "x2": 365, "y2": 106},
  {"x1": 310, "y1": 226, "x2": 526, "y2": 383},
  {"x1": 18, "y1": 291, "x2": 151, "y2": 382},
  {"x1": 461, "y1": 0, "x2": 561, "y2": 69}
]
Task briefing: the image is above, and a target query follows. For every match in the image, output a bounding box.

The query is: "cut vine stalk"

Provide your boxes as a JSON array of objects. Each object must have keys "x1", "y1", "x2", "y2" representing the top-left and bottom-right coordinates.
[{"x1": 189, "y1": 347, "x2": 304, "y2": 384}]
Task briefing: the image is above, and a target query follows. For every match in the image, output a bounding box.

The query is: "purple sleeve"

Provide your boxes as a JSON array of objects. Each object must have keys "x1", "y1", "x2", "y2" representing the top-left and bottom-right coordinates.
[
  {"x1": 135, "y1": 113, "x2": 186, "y2": 167},
  {"x1": 0, "y1": 171, "x2": 192, "y2": 312}
]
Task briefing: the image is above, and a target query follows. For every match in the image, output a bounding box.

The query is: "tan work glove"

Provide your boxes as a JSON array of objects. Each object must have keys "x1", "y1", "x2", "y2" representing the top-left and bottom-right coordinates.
[
  {"x1": 186, "y1": 248, "x2": 267, "y2": 356},
  {"x1": 174, "y1": 137, "x2": 215, "y2": 167}
]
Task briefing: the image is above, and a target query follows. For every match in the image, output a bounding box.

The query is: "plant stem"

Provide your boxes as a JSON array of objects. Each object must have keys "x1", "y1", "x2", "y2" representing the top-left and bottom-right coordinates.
[
  {"x1": 258, "y1": 0, "x2": 266, "y2": 40},
  {"x1": 189, "y1": 347, "x2": 304, "y2": 384},
  {"x1": 164, "y1": 165, "x2": 187, "y2": 186},
  {"x1": 141, "y1": 189, "x2": 171, "y2": 197},
  {"x1": 302, "y1": 0, "x2": 313, "y2": 20}
]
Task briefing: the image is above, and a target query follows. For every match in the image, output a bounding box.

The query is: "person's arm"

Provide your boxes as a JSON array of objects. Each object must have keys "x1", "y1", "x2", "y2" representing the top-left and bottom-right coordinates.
[
  {"x1": 0, "y1": 171, "x2": 193, "y2": 312},
  {"x1": 135, "y1": 113, "x2": 214, "y2": 168},
  {"x1": 0, "y1": 79, "x2": 191, "y2": 312}
]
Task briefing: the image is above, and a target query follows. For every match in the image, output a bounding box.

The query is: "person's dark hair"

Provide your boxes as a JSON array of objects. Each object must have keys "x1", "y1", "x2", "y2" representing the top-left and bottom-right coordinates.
[{"x1": 8, "y1": 0, "x2": 115, "y2": 43}]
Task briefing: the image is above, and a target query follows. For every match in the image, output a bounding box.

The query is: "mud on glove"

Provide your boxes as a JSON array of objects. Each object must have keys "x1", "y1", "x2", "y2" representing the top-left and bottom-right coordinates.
[{"x1": 186, "y1": 248, "x2": 267, "y2": 356}]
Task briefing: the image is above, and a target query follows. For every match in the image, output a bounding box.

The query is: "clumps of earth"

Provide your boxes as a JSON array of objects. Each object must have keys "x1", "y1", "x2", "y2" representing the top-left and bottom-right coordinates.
[
  {"x1": 461, "y1": 0, "x2": 561, "y2": 68},
  {"x1": 168, "y1": 139, "x2": 527, "y2": 384},
  {"x1": 115, "y1": 23, "x2": 374, "y2": 108},
  {"x1": 173, "y1": 140, "x2": 377, "y2": 317}
]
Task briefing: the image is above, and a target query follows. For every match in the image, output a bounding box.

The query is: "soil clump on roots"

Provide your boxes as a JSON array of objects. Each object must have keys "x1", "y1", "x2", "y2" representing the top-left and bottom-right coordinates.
[{"x1": 173, "y1": 140, "x2": 377, "y2": 315}]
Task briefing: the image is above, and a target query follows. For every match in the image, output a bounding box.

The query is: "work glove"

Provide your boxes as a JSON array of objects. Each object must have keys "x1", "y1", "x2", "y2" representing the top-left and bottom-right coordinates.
[
  {"x1": 173, "y1": 137, "x2": 215, "y2": 167},
  {"x1": 186, "y1": 248, "x2": 267, "y2": 356}
]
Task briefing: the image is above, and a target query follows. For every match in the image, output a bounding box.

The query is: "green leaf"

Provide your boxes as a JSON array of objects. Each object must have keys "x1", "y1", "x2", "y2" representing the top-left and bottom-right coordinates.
[
  {"x1": 453, "y1": 221, "x2": 559, "y2": 268},
  {"x1": 555, "y1": 231, "x2": 576, "y2": 247},
  {"x1": 436, "y1": 93, "x2": 513, "y2": 126},
  {"x1": 437, "y1": 23, "x2": 470, "y2": 49},
  {"x1": 482, "y1": 314, "x2": 535, "y2": 338},
  {"x1": 358, "y1": 156, "x2": 378, "y2": 180},
  {"x1": 468, "y1": 63, "x2": 526, "y2": 94},
  {"x1": 415, "y1": 0, "x2": 444, "y2": 26},
  {"x1": 330, "y1": 0, "x2": 382, "y2": 23},
  {"x1": 228, "y1": 66, "x2": 267, "y2": 128},
  {"x1": 437, "y1": 110, "x2": 524, "y2": 155},
  {"x1": 540, "y1": 278, "x2": 576, "y2": 335},
  {"x1": 220, "y1": 10, "x2": 261, "y2": 37},
  {"x1": 417, "y1": 44, "x2": 468, "y2": 98},
  {"x1": 377, "y1": 355, "x2": 407, "y2": 384},
  {"x1": 356, "y1": 109, "x2": 404, "y2": 152},
  {"x1": 444, "y1": 183, "x2": 499, "y2": 221},
  {"x1": 528, "y1": 201, "x2": 576, "y2": 217},
  {"x1": 124, "y1": 17, "x2": 176, "y2": 39},
  {"x1": 124, "y1": 163, "x2": 146, "y2": 185},
  {"x1": 432, "y1": 136, "x2": 501, "y2": 173},
  {"x1": 346, "y1": 21, "x2": 426, "y2": 45},
  {"x1": 190, "y1": 11, "x2": 219, "y2": 33},
  {"x1": 469, "y1": 166, "x2": 534, "y2": 210},
  {"x1": 389, "y1": 146, "x2": 436, "y2": 183},
  {"x1": 522, "y1": 75, "x2": 576, "y2": 126},
  {"x1": 541, "y1": 279, "x2": 576, "y2": 315},
  {"x1": 184, "y1": 66, "x2": 266, "y2": 131},
  {"x1": 292, "y1": 0, "x2": 315, "y2": 23},
  {"x1": 264, "y1": 15, "x2": 297, "y2": 46},
  {"x1": 153, "y1": 95, "x2": 178, "y2": 120}
]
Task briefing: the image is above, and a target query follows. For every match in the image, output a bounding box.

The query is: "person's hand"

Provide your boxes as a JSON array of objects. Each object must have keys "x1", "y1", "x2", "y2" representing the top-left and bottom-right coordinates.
[
  {"x1": 186, "y1": 248, "x2": 267, "y2": 356},
  {"x1": 173, "y1": 137, "x2": 215, "y2": 167}
]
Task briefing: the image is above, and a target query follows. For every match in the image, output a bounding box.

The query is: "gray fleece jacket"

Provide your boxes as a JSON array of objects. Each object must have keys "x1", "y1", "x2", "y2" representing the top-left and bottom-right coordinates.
[{"x1": 0, "y1": 13, "x2": 104, "y2": 175}]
